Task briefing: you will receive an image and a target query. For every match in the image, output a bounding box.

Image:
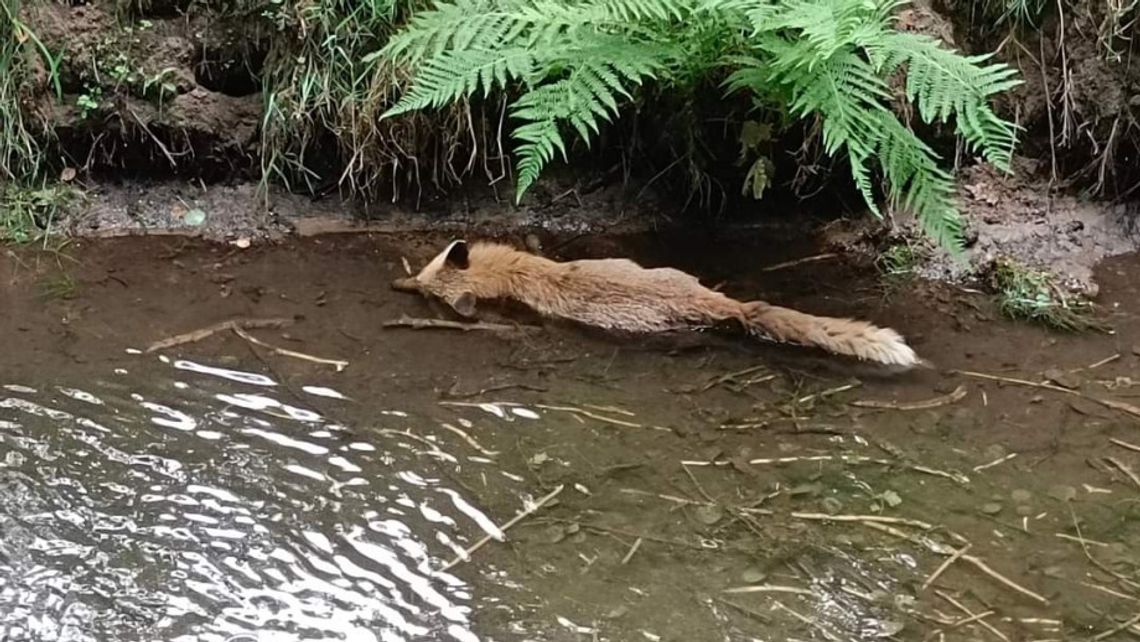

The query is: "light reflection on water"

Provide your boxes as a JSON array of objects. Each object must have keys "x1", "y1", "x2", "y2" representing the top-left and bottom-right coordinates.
[{"x1": 0, "y1": 356, "x2": 496, "y2": 642}]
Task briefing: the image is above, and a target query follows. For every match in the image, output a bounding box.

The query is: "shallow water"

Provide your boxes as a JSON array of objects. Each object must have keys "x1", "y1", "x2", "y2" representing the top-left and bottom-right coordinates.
[{"x1": 3, "y1": 233, "x2": 1140, "y2": 641}]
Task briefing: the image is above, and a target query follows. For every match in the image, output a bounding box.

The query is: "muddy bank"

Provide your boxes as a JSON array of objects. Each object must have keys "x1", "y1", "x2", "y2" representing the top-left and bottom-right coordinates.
[
  {"x1": 4, "y1": 232, "x2": 1140, "y2": 640},
  {"x1": 45, "y1": 169, "x2": 1140, "y2": 300}
]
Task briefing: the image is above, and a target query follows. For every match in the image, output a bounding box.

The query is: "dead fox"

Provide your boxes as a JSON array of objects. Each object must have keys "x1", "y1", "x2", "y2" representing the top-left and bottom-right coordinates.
[{"x1": 393, "y1": 240, "x2": 925, "y2": 368}]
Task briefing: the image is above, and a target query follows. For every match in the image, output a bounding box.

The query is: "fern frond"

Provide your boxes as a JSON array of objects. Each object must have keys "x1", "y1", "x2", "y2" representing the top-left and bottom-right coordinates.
[
  {"x1": 382, "y1": 47, "x2": 538, "y2": 117},
  {"x1": 874, "y1": 31, "x2": 1022, "y2": 170}
]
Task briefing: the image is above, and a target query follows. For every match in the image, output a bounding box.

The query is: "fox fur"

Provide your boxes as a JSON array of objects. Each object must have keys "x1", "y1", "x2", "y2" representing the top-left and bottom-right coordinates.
[{"x1": 393, "y1": 239, "x2": 925, "y2": 368}]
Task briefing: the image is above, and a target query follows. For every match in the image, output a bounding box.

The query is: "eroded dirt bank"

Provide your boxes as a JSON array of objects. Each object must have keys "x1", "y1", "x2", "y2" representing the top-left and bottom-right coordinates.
[{"x1": 3, "y1": 232, "x2": 1140, "y2": 640}]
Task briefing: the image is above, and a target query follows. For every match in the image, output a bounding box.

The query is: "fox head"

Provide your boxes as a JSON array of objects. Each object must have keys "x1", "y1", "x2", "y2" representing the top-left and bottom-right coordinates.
[{"x1": 393, "y1": 239, "x2": 479, "y2": 317}]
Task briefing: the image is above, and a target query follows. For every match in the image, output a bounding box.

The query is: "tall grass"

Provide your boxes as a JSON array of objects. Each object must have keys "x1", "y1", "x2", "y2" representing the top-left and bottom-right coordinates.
[{"x1": 0, "y1": 0, "x2": 60, "y2": 183}]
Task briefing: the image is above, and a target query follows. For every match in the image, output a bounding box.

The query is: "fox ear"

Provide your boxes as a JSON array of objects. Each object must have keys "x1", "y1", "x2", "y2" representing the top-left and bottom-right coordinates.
[
  {"x1": 445, "y1": 240, "x2": 469, "y2": 269},
  {"x1": 449, "y1": 291, "x2": 477, "y2": 317}
]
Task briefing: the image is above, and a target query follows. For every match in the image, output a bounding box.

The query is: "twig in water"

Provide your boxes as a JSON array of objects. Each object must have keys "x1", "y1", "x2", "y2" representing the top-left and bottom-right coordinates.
[
  {"x1": 232, "y1": 326, "x2": 348, "y2": 372},
  {"x1": 792, "y1": 512, "x2": 934, "y2": 529},
  {"x1": 771, "y1": 600, "x2": 839, "y2": 641},
  {"x1": 620, "y1": 537, "x2": 643, "y2": 565},
  {"x1": 955, "y1": 370, "x2": 1140, "y2": 421},
  {"x1": 1110, "y1": 438, "x2": 1140, "y2": 454},
  {"x1": 700, "y1": 365, "x2": 770, "y2": 392},
  {"x1": 761, "y1": 253, "x2": 838, "y2": 272},
  {"x1": 1105, "y1": 457, "x2": 1140, "y2": 490},
  {"x1": 684, "y1": 454, "x2": 969, "y2": 485},
  {"x1": 974, "y1": 453, "x2": 1017, "y2": 472},
  {"x1": 723, "y1": 584, "x2": 813, "y2": 596},
  {"x1": 438, "y1": 423, "x2": 499, "y2": 457},
  {"x1": 1079, "y1": 353, "x2": 1121, "y2": 371},
  {"x1": 922, "y1": 543, "x2": 972, "y2": 591},
  {"x1": 716, "y1": 598, "x2": 771, "y2": 623},
  {"x1": 861, "y1": 521, "x2": 1048, "y2": 605},
  {"x1": 1090, "y1": 613, "x2": 1140, "y2": 641},
  {"x1": 437, "y1": 484, "x2": 564, "y2": 573},
  {"x1": 383, "y1": 314, "x2": 537, "y2": 333},
  {"x1": 534, "y1": 404, "x2": 643, "y2": 429},
  {"x1": 401, "y1": 256, "x2": 413, "y2": 276},
  {"x1": 851, "y1": 385, "x2": 967, "y2": 410},
  {"x1": 934, "y1": 590, "x2": 1010, "y2": 642},
  {"x1": 443, "y1": 381, "x2": 549, "y2": 399},
  {"x1": 145, "y1": 317, "x2": 294, "y2": 353},
  {"x1": 797, "y1": 382, "x2": 860, "y2": 405}
]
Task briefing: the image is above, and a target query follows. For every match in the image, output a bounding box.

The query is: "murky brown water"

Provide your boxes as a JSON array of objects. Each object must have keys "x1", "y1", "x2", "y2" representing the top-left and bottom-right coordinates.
[{"x1": 2, "y1": 232, "x2": 1140, "y2": 641}]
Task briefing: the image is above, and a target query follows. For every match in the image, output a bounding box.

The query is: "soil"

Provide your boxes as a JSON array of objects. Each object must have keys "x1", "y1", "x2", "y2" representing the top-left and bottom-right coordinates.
[{"x1": 4, "y1": 231, "x2": 1140, "y2": 641}]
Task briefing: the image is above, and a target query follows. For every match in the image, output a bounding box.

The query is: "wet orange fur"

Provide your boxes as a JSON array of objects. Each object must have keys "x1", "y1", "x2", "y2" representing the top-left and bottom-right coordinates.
[{"x1": 397, "y1": 240, "x2": 923, "y2": 368}]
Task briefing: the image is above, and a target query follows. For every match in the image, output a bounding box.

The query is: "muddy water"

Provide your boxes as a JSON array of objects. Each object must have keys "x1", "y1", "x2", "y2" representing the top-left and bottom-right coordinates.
[{"x1": 2, "y1": 233, "x2": 1140, "y2": 642}]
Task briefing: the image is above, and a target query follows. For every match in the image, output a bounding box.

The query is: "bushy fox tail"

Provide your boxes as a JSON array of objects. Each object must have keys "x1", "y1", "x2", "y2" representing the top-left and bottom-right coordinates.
[{"x1": 740, "y1": 301, "x2": 924, "y2": 368}]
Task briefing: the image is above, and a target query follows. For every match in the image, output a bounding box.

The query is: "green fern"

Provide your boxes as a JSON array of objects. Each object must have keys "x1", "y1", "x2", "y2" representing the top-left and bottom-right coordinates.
[{"x1": 379, "y1": 0, "x2": 1021, "y2": 251}]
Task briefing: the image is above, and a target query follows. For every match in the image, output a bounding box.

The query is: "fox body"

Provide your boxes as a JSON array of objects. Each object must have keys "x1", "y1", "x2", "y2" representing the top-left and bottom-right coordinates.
[{"x1": 394, "y1": 240, "x2": 923, "y2": 368}]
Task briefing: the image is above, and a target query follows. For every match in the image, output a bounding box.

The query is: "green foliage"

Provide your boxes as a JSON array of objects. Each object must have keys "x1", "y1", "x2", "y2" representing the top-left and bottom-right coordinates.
[
  {"x1": 256, "y1": 0, "x2": 426, "y2": 194},
  {"x1": 988, "y1": 258, "x2": 1105, "y2": 332},
  {"x1": 0, "y1": 184, "x2": 79, "y2": 248},
  {"x1": 1, "y1": 0, "x2": 61, "y2": 183},
  {"x1": 379, "y1": 0, "x2": 1022, "y2": 251}
]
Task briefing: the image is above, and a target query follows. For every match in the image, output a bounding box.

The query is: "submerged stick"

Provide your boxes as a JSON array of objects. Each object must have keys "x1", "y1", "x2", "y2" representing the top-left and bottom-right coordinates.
[
  {"x1": 437, "y1": 484, "x2": 564, "y2": 573},
  {"x1": 144, "y1": 317, "x2": 294, "y2": 353},
  {"x1": 955, "y1": 369, "x2": 1140, "y2": 421},
  {"x1": 683, "y1": 454, "x2": 970, "y2": 485},
  {"x1": 232, "y1": 326, "x2": 348, "y2": 372},
  {"x1": 851, "y1": 385, "x2": 968, "y2": 410},
  {"x1": 383, "y1": 314, "x2": 536, "y2": 333}
]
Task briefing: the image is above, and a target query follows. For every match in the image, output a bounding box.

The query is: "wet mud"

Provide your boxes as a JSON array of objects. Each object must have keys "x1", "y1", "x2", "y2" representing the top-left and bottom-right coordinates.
[{"x1": 2, "y1": 231, "x2": 1140, "y2": 641}]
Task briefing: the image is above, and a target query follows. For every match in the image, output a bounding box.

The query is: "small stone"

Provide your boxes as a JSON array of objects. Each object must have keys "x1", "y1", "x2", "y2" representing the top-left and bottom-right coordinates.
[
  {"x1": 741, "y1": 568, "x2": 767, "y2": 583},
  {"x1": 544, "y1": 525, "x2": 566, "y2": 544},
  {"x1": 1132, "y1": 344, "x2": 1140, "y2": 357},
  {"x1": 564, "y1": 522, "x2": 580, "y2": 534},
  {"x1": 980, "y1": 502, "x2": 1003, "y2": 515},
  {"x1": 603, "y1": 606, "x2": 628, "y2": 620},
  {"x1": 694, "y1": 505, "x2": 724, "y2": 525},
  {"x1": 820, "y1": 496, "x2": 844, "y2": 514},
  {"x1": 983, "y1": 444, "x2": 1007, "y2": 460},
  {"x1": 1048, "y1": 485, "x2": 1077, "y2": 502},
  {"x1": 1042, "y1": 566, "x2": 1065, "y2": 579},
  {"x1": 1015, "y1": 504, "x2": 1034, "y2": 517},
  {"x1": 1011, "y1": 489, "x2": 1032, "y2": 503},
  {"x1": 1043, "y1": 367, "x2": 1080, "y2": 390},
  {"x1": 184, "y1": 208, "x2": 207, "y2": 226}
]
